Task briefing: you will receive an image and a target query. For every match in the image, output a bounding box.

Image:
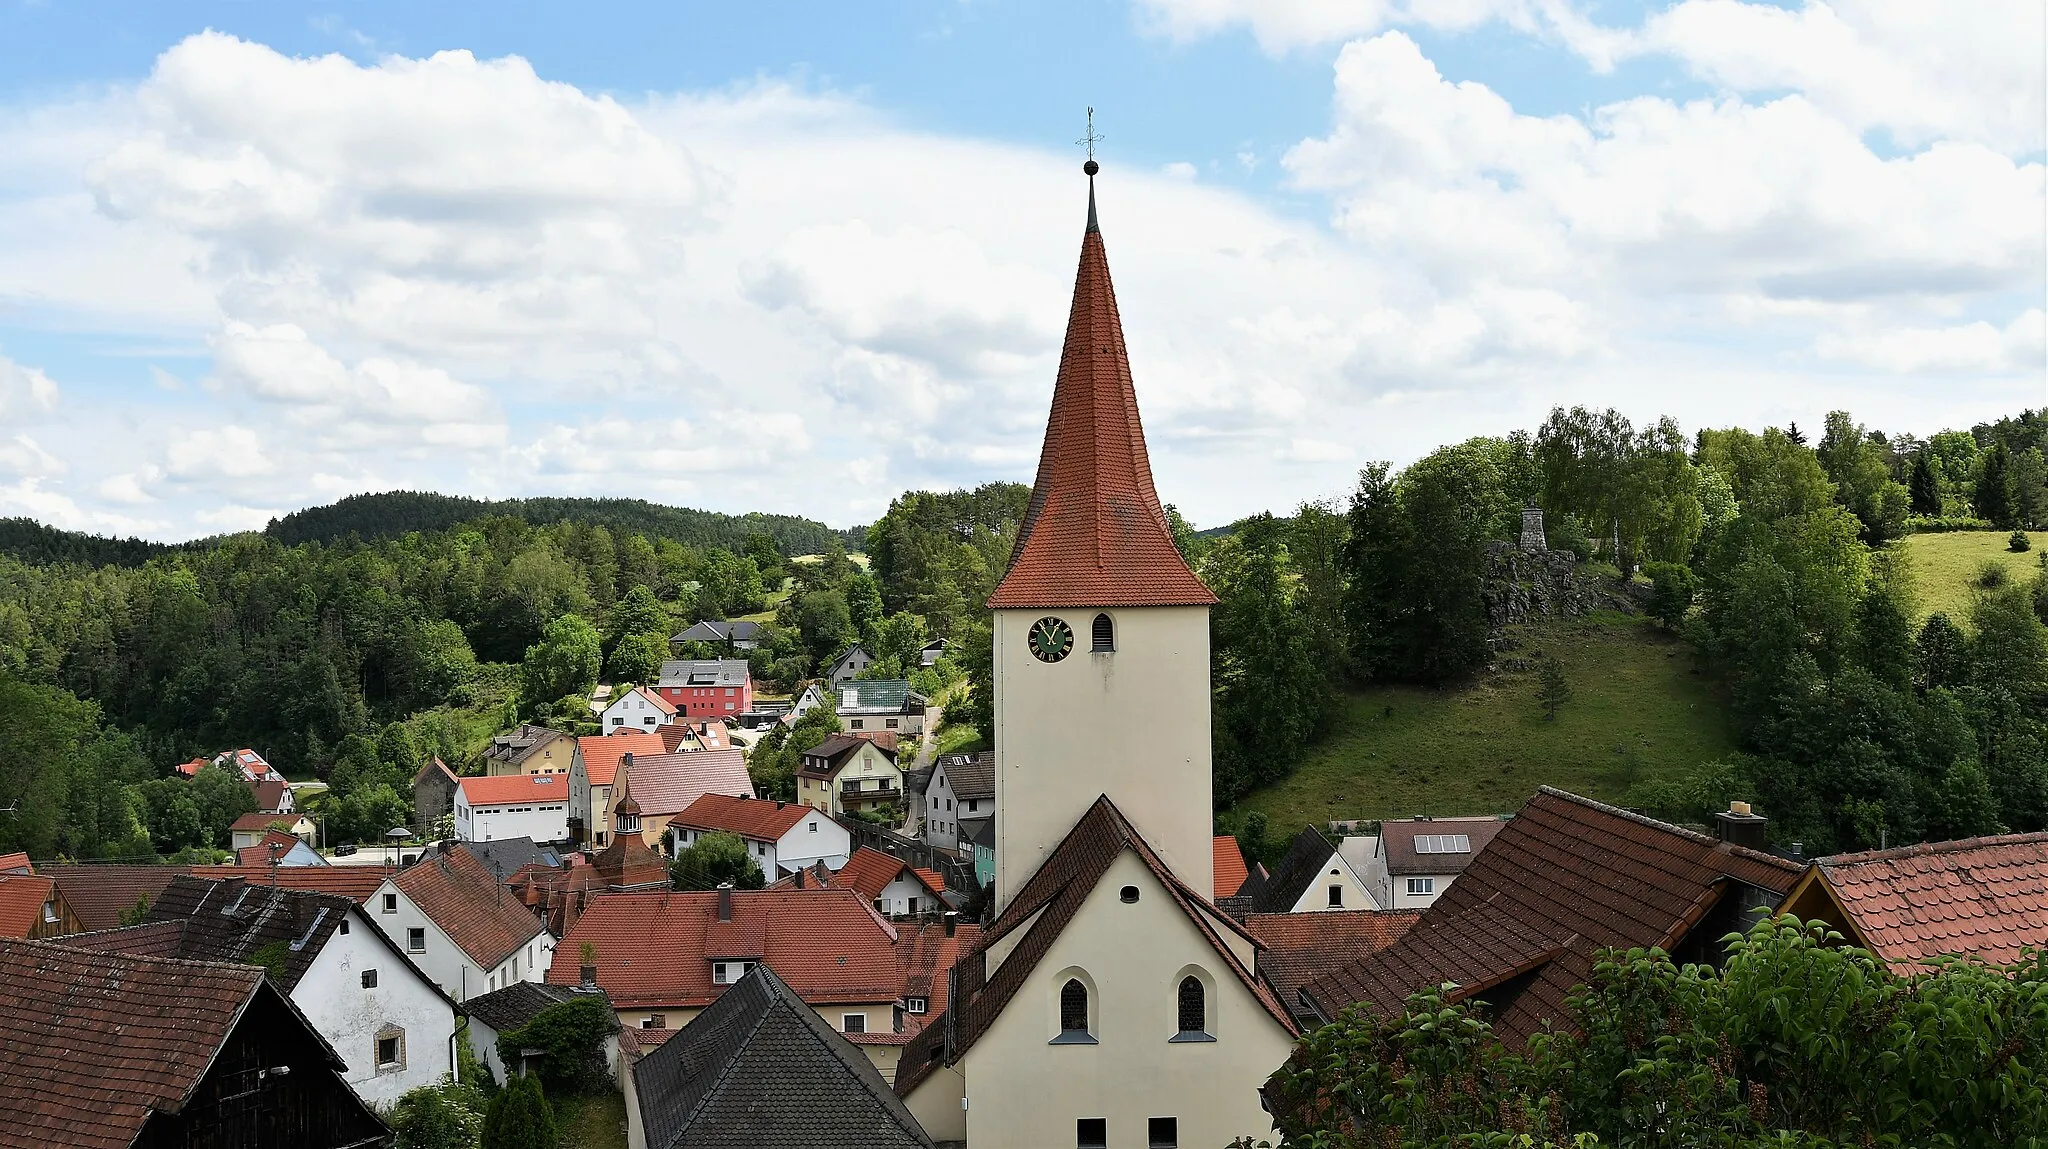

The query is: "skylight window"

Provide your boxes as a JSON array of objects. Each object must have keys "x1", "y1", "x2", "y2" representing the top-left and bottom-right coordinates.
[{"x1": 1414, "y1": 834, "x2": 1472, "y2": 854}]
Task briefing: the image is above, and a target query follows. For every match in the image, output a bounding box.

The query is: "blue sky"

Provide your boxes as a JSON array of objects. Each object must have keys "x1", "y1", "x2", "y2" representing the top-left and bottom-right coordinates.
[{"x1": 0, "y1": 0, "x2": 2041, "y2": 539}]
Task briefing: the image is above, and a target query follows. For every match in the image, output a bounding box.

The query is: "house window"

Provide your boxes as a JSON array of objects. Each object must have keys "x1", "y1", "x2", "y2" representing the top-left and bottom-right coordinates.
[
  {"x1": 842, "y1": 1013, "x2": 866, "y2": 1034},
  {"x1": 1119, "y1": 886, "x2": 1139, "y2": 903},
  {"x1": 1055, "y1": 978, "x2": 1093, "y2": 1042},
  {"x1": 1407, "y1": 877, "x2": 1435, "y2": 897},
  {"x1": 375, "y1": 1027, "x2": 404, "y2": 1071},
  {"x1": 906, "y1": 996, "x2": 928, "y2": 1014},
  {"x1": 1148, "y1": 1117, "x2": 1179, "y2": 1148},
  {"x1": 850, "y1": 719, "x2": 864, "y2": 729},
  {"x1": 714, "y1": 962, "x2": 729, "y2": 984},
  {"x1": 1174, "y1": 976, "x2": 1210, "y2": 1039},
  {"x1": 381, "y1": 893, "x2": 397, "y2": 914},
  {"x1": 965, "y1": 800, "x2": 979, "y2": 813},
  {"x1": 407, "y1": 927, "x2": 426, "y2": 953},
  {"x1": 809, "y1": 822, "x2": 818, "y2": 832},
  {"x1": 885, "y1": 719, "x2": 899, "y2": 729},
  {"x1": 41, "y1": 901, "x2": 58, "y2": 924},
  {"x1": 641, "y1": 1015, "x2": 666, "y2": 1029},
  {"x1": 1077, "y1": 1118, "x2": 1108, "y2": 1149},
  {"x1": 1327, "y1": 885, "x2": 1343, "y2": 907},
  {"x1": 339, "y1": 919, "x2": 349, "y2": 934},
  {"x1": 1092, "y1": 612, "x2": 1115, "y2": 652},
  {"x1": 361, "y1": 969, "x2": 378, "y2": 988}
]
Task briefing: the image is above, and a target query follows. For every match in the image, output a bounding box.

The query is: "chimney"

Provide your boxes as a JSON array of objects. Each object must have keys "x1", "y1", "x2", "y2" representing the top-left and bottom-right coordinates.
[
  {"x1": 943, "y1": 911, "x2": 958, "y2": 937},
  {"x1": 716, "y1": 882, "x2": 733, "y2": 922},
  {"x1": 793, "y1": 867, "x2": 804, "y2": 889},
  {"x1": 580, "y1": 964, "x2": 598, "y2": 989},
  {"x1": 1715, "y1": 800, "x2": 1768, "y2": 851}
]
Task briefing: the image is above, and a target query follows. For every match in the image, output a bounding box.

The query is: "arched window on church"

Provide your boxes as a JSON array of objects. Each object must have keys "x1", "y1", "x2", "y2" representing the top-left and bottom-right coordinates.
[
  {"x1": 1060, "y1": 979, "x2": 1090, "y2": 1037},
  {"x1": 1176, "y1": 975, "x2": 1207, "y2": 1038},
  {"x1": 1091, "y1": 613, "x2": 1115, "y2": 652}
]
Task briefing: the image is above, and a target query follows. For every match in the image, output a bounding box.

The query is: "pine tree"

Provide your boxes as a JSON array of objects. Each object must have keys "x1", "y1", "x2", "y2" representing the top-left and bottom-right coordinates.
[
  {"x1": 1537, "y1": 655, "x2": 1572, "y2": 721},
  {"x1": 482, "y1": 1073, "x2": 556, "y2": 1149},
  {"x1": 1975, "y1": 443, "x2": 2015, "y2": 529},
  {"x1": 1908, "y1": 451, "x2": 1942, "y2": 516}
]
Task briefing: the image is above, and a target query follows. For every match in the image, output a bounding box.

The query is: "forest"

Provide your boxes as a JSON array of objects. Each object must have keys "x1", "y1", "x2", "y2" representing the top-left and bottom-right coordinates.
[{"x1": 0, "y1": 408, "x2": 2042, "y2": 865}]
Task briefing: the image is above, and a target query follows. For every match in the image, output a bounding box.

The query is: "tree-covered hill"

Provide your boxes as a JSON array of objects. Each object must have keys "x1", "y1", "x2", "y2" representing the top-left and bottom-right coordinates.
[
  {"x1": 265, "y1": 491, "x2": 862, "y2": 554},
  {"x1": 0, "y1": 518, "x2": 188, "y2": 568}
]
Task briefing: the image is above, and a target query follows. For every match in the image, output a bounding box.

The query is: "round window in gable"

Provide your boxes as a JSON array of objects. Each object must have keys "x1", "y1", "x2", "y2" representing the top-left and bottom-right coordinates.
[{"x1": 1119, "y1": 885, "x2": 1139, "y2": 903}]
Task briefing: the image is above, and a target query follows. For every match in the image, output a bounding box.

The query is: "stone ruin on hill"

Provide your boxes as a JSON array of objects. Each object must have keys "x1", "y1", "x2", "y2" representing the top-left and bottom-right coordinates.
[{"x1": 1483, "y1": 504, "x2": 1645, "y2": 660}]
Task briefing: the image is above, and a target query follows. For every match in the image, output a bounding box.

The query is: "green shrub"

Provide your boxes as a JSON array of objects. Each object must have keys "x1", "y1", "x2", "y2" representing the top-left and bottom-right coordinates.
[
  {"x1": 497, "y1": 996, "x2": 613, "y2": 1093},
  {"x1": 481, "y1": 1073, "x2": 555, "y2": 1149},
  {"x1": 2013, "y1": 531, "x2": 2034, "y2": 553},
  {"x1": 1906, "y1": 515, "x2": 1996, "y2": 533},
  {"x1": 1977, "y1": 560, "x2": 2012, "y2": 590}
]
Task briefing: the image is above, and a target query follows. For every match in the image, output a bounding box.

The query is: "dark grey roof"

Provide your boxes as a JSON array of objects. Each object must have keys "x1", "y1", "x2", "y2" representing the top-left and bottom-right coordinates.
[
  {"x1": 635, "y1": 963, "x2": 932, "y2": 1149},
  {"x1": 453, "y1": 838, "x2": 563, "y2": 884},
  {"x1": 657, "y1": 659, "x2": 751, "y2": 688},
  {"x1": 463, "y1": 980, "x2": 614, "y2": 1035},
  {"x1": 935, "y1": 752, "x2": 993, "y2": 801},
  {"x1": 964, "y1": 819, "x2": 994, "y2": 850},
  {"x1": 1251, "y1": 827, "x2": 1339, "y2": 914},
  {"x1": 673, "y1": 621, "x2": 766, "y2": 644}
]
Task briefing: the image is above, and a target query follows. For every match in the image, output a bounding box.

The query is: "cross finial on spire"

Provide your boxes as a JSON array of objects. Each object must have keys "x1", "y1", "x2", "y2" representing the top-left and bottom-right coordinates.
[{"x1": 1077, "y1": 106, "x2": 1103, "y2": 171}]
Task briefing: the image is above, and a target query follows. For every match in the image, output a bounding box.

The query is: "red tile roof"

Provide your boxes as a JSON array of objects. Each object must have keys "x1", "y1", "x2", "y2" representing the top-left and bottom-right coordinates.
[
  {"x1": 229, "y1": 811, "x2": 304, "y2": 833},
  {"x1": 0, "y1": 851, "x2": 31, "y2": 874},
  {"x1": 41, "y1": 865, "x2": 188, "y2": 932},
  {"x1": 1305, "y1": 788, "x2": 1803, "y2": 1045},
  {"x1": 986, "y1": 186, "x2": 1216, "y2": 609},
  {"x1": 618, "y1": 750, "x2": 753, "y2": 817},
  {"x1": 1807, "y1": 832, "x2": 2048, "y2": 973},
  {"x1": 174, "y1": 758, "x2": 208, "y2": 778},
  {"x1": 849, "y1": 730, "x2": 900, "y2": 754},
  {"x1": 392, "y1": 848, "x2": 548, "y2": 969},
  {"x1": 913, "y1": 868, "x2": 946, "y2": 895},
  {"x1": 1246, "y1": 910, "x2": 1421, "y2": 1017},
  {"x1": 578, "y1": 731, "x2": 669, "y2": 787},
  {"x1": 0, "y1": 876, "x2": 58, "y2": 938},
  {"x1": 826, "y1": 848, "x2": 942, "y2": 902},
  {"x1": 550, "y1": 887, "x2": 906, "y2": 1011},
  {"x1": 625, "y1": 685, "x2": 678, "y2": 716},
  {"x1": 0, "y1": 936, "x2": 360, "y2": 1148},
  {"x1": 896, "y1": 795, "x2": 1294, "y2": 1099},
  {"x1": 459, "y1": 772, "x2": 570, "y2": 806},
  {"x1": 199, "y1": 864, "x2": 390, "y2": 904},
  {"x1": 249, "y1": 777, "x2": 290, "y2": 812},
  {"x1": 234, "y1": 829, "x2": 307, "y2": 867},
  {"x1": 1213, "y1": 835, "x2": 1249, "y2": 898},
  {"x1": 674, "y1": 793, "x2": 813, "y2": 842}
]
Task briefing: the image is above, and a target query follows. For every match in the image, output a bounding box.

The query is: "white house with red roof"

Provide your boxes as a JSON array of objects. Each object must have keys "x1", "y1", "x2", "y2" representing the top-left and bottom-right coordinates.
[
  {"x1": 455, "y1": 773, "x2": 572, "y2": 844},
  {"x1": 671, "y1": 792, "x2": 850, "y2": 877},
  {"x1": 600, "y1": 685, "x2": 678, "y2": 734},
  {"x1": 376, "y1": 846, "x2": 556, "y2": 1002},
  {"x1": 775, "y1": 847, "x2": 948, "y2": 918},
  {"x1": 893, "y1": 169, "x2": 1298, "y2": 1148}
]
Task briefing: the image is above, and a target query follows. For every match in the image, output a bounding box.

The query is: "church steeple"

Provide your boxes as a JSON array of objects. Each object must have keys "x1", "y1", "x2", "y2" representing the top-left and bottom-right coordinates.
[{"x1": 987, "y1": 164, "x2": 1215, "y2": 610}]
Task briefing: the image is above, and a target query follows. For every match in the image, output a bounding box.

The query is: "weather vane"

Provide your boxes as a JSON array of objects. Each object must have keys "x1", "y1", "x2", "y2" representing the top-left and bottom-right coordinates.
[{"x1": 1077, "y1": 106, "x2": 1103, "y2": 174}]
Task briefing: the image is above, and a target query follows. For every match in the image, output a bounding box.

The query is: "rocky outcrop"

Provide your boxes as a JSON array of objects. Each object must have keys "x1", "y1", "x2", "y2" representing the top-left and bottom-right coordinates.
[{"x1": 1484, "y1": 541, "x2": 1596, "y2": 634}]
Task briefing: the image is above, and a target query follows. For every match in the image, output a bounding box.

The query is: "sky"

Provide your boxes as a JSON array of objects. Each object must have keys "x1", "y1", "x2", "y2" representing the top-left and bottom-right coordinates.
[{"x1": 0, "y1": 1, "x2": 2042, "y2": 541}]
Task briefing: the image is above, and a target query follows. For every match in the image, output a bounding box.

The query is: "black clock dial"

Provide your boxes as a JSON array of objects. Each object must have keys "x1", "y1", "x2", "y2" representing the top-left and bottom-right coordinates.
[{"x1": 1029, "y1": 617, "x2": 1074, "y2": 663}]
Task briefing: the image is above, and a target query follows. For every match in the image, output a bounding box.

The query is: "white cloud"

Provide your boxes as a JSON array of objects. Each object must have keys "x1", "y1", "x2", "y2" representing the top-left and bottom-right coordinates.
[
  {"x1": 0, "y1": 354, "x2": 60, "y2": 417},
  {"x1": 0, "y1": 435, "x2": 64, "y2": 478},
  {"x1": 0, "y1": 25, "x2": 2036, "y2": 538},
  {"x1": 192, "y1": 504, "x2": 279, "y2": 532},
  {"x1": 1814, "y1": 309, "x2": 2047, "y2": 374}
]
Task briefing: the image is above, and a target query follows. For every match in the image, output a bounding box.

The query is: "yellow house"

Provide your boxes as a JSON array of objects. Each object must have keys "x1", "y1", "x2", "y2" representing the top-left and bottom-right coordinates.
[{"x1": 796, "y1": 735, "x2": 903, "y2": 818}]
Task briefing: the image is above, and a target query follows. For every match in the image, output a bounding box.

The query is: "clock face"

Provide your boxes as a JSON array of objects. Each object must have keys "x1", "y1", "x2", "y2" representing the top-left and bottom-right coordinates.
[{"x1": 1029, "y1": 617, "x2": 1074, "y2": 663}]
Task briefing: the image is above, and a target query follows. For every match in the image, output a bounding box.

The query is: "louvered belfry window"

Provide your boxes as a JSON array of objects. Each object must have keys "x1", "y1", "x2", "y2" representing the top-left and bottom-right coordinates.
[{"x1": 1091, "y1": 613, "x2": 1115, "y2": 652}]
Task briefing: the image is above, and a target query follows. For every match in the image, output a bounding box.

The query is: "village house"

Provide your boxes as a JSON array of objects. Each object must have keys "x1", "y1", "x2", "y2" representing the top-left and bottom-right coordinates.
[
  {"x1": 1302, "y1": 791, "x2": 1805, "y2": 1040},
  {"x1": 834, "y1": 679, "x2": 928, "y2": 735},
  {"x1": 1777, "y1": 830, "x2": 2048, "y2": 972},
  {"x1": 1358, "y1": 815, "x2": 1511, "y2": 909},
  {"x1": 774, "y1": 847, "x2": 950, "y2": 918},
  {"x1": 483, "y1": 722, "x2": 580, "y2": 777},
  {"x1": 0, "y1": 937, "x2": 388, "y2": 1148},
  {"x1": 923, "y1": 750, "x2": 993, "y2": 851},
  {"x1": 0, "y1": 870, "x2": 81, "y2": 938},
  {"x1": 609, "y1": 749, "x2": 755, "y2": 852},
  {"x1": 798, "y1": 733, "x2": 905, "y2": 818},
  {"x1": 894, "y1": 172, "x2": 1301, "y2": 1149},
  {"x1": 413, "y1": 755, "x2": 460, "y2": 828},
  {"x1": 920, "y1": 637, "x2": 949, "y2": 666},
  {"x1": 827, "y1": 642, "x2": 873, "y2": 685},
  {"x1": 1244, "y1": 910, "x2": 1420, "y2": 1026},
  {"x1": 653, "y1": 658, "x2": 753, "y2": 718},
  {"x1": 250, "y1": 775, "x2": 293, "y2": 814},
  {"x1": 63, "y1": 874, "x2": 459, "y2": 1106},
  {"x1": 626, "y1": 963, "x2": 934, "y2": 1149},
  {"x1": 178, "y1": 747, "x2": 287, "y2": 784},
  {"x1": 455, "y1": 772, "x2": 572, "y2": 844},
  {"x1": 462, "y1": 979, "x2": 620, "y2": 1085},
  {"x1": 376, "y1": 845, "x2": 557, "y2": 1002},
  {"x1": 512, "y1": 800, "x2": 672, "y2": 937},
  {"x1": 601, "y1": 684, "x2": 679, "y2": 734},
  {"x1": 1236, "y1": 825, "x2": 1381, "y2": 913},
  {"x1": 235, "y1": 827, "x2": 327, "y2": 867},
  {"x1": 671, "y1": 791, "x2": 852, "y2": 878},
  {"x1": 671, "y1": 618, "x2": 766, "y2": 651},
  {"x1": 549, "y1": 884, "x2": 980, "y2": 1085},
  {"x1": 228, "y1": 810, "x2": 317, "y2": 852},
  {"x1": 575, "y1": 731, "x2": 667, "y2": 849},
  {"x1": 657, "y1": 715, "x2": 731, "y2": 752}
]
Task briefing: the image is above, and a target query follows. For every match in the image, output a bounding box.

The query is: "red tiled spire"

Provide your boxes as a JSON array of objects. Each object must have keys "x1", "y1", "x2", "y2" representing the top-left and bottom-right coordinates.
[{"x1": 987, "y1": 171, "x2": 1216, "y2": 609}]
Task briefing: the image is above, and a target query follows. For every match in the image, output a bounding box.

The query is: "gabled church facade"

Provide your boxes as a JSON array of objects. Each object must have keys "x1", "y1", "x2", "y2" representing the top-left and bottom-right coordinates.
[{"x1": 897, "y1": 165, "x2": 1297, "y2": 1148}]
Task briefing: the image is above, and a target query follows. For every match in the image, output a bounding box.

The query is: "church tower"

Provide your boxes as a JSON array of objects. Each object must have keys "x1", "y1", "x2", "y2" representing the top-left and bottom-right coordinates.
[{"x1": 987, "y1": 164, "x2": 1217, "y2": 911}]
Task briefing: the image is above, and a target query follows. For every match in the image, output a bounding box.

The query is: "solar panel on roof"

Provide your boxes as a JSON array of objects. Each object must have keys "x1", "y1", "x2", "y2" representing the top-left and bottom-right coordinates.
[{"x1": 1414, "y1": 834, "x2": 1472, "y2": 854}]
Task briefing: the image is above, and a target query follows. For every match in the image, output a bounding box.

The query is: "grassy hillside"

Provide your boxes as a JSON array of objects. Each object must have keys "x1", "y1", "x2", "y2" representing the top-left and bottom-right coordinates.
[
  {"x1": 1229, "y1": 611, "x2": 1740, "y2": 833},
  {"x1": 1901, "y1": 530, "x2": 2046, "y2": 626}
]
